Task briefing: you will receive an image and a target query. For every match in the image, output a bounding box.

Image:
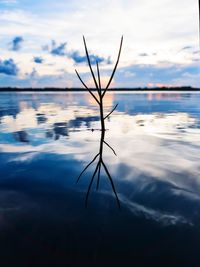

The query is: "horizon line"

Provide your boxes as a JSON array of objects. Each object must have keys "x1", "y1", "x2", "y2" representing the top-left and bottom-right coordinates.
[{"x1": 0, "y1": 86, "x2": 199, "y2": 91}]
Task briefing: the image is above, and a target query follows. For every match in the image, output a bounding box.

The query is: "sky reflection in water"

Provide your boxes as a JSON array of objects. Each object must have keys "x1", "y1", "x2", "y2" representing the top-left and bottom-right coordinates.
[{"x1": 0, "y1": 92, "x2": 200, "y2": 266}]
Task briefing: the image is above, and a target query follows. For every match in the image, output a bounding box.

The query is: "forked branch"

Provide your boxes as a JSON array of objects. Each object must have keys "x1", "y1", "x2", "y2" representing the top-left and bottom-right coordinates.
[
  {"x1": 76, "y1": 134, "x2": 120, "y2": 208},
  {"x1": 76, "y1": 153, "x2": 100, "y2": 183},
  {"x1": 75, "y1": 35, "x2": 123, "y2": 106},
  {"x1": 75, "y1": 69, "x2": 100, "y2": 105},
  {"x1": 75, "y1": 36, "x2": 123, "y2": 208}
]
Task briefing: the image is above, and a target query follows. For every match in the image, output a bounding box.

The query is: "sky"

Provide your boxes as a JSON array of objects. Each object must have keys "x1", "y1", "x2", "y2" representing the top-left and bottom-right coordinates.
[{"x1": 0, "y1": 0, "x2": 199, "y2": 88}]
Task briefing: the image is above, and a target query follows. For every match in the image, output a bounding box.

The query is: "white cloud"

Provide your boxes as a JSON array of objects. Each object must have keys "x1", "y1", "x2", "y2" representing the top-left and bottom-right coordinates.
[{"x1": 0, "y1": 0, "x2": 199, "y2": 87}]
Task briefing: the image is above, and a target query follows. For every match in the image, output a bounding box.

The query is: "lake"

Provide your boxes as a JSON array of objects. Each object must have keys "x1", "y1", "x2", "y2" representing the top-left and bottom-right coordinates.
[{"x1": 0, "y1": 91, "x2": 200, "y2": 267}]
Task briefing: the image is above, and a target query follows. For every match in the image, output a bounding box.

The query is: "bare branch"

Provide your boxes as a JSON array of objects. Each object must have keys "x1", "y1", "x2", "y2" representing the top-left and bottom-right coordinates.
[
  {"x1": 102, "y1": 36, "x2": 123, "y2": 98},
  {"x1": 75, "y1": 69, "x2": 100, "y2": 105},
  {"x1": 102, "y1": 161, "x2": 120, "y2": 208},
  {"x1": 96, "y1": 163, "x2": 101, "y2": 190},
  {"x1": 85, "y1": 162, "x2": 100, "y2": 207},
  {"x1": 83, "y1": 36, "x2": 99, "y2": 90},
  {"x1": 104, "y1": 103, "x2": 118, "y2": 120},
  {"x1": 75, "y1": 36, "x2": 123, "y2": 208},
  {"x1": 96, "y1": 60, "x2": 101, "y2": 96},
  {"x1": 76, "y1": 153, "x2": 100, "y2": 183},
  {"x1": 103, "y1": 140, "x2": 117, "y2": 156}
]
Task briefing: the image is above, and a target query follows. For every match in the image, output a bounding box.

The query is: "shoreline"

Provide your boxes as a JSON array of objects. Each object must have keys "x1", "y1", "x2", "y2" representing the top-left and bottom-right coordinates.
[{"x1": 0, "y1": 87, "x2": 199, "y2": 92}]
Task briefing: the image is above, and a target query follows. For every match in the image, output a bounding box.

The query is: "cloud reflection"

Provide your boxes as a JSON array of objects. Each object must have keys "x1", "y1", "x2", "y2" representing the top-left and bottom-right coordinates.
[{"x1": 0, "y1": 92, "x2": 200, "y2": 224}]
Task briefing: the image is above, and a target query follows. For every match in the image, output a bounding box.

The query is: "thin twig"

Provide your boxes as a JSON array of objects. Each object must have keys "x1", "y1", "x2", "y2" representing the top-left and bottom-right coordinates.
[
  {"x1": 102, "y1": 161, "x2": 120, "y2": 208},
  {"x1": 76, "y1": 153, "x2": 100, "y2": 183},
  {"x1": 96, "y1": 60, "x2": 101, "y2": 96},
  {"x1": 102, "y1": 36, "x2": 123, "y2": 98},
  {"x1": 85, "y1": 162, "x2": 100, "y2": 207},
  {"x1": 75, "y1": 69, "x2": 100, "y2": 105},
  {"x1": 75, "y1": 36, "x2": 122, "y2": 208},
  {"x1": 96, "y1": 163, "x2": 101, "y2": 190},
  {"x1": 104, "y1": 104, "x2": 118, "y2": 120},
  {"x1": 83, "y1": 36, "x2": 99, "y2": 90},
  {"x1": 103, "y1": 140, "x2": 117, "y2": 156}
]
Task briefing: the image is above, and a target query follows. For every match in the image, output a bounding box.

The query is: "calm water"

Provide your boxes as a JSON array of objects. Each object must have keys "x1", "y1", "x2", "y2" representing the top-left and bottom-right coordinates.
[{"x1": 0, "y1": 92, "x2": 200, "y2": 267}]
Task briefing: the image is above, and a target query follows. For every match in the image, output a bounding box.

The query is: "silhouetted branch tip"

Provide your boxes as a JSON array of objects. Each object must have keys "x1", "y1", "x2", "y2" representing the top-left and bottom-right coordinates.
[
  {"x1": 83, "y1": 36, "x2": 99, "y2": 90},
  {"x1": 102, "y1": 36, "x2": 123, "y2": 97},
  {"x1": 75, "y1": 69, "x2": 100, "y2": 105},
  {"x1": 103, "y1": 140, "x2": 117, "y2": 156},
  {"x1": 104, "y1": 103, "x2": 118, "y2": 120}
]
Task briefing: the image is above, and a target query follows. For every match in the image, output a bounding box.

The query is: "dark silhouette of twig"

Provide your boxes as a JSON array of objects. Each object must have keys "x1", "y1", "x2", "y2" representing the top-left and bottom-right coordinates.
[
  {"x1": 96, "y1": 163, "x2": 101, "y2": 190},
  {"x1": 75, "y1": 36, "x2": 123, "y2": 208},
  {"x1": 96, "y1": 60, "x2": 101, "y2": 95},
  {"x1": 78, "y1": 129, "x2": 120, "y2": 208},
  {"x1": 85, "y1": 162, "x2": 100, "y2": 207},
  {"x1": 75, "y1": 70, "x2": 100, "y2": 105},
  {"x1": 103, "y1": 140, "x2": 117, "y2": 156},
  {"x1": 102, "y1": 36, "x2": 123, "y2": 97},
  {"x1": 83, "y1": 36, "x2": 100, "y2": 92},
  {"x1": 76, "y1": 153, "x2": 100, "y2": 183},
  {"x1": 104, "y1": 103, "x2": 118, "y2": 120},
  {"x1": 102, "y1": 160, "x2": 120, "y2": 208}
]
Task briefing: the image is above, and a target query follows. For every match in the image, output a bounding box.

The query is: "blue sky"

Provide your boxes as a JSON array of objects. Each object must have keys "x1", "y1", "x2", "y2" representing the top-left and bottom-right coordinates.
[{"x1": 0, "y1": 0, "x2": 199, "y2": 88}]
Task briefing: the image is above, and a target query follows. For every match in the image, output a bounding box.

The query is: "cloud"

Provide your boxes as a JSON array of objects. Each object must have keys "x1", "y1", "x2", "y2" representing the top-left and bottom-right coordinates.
[
  {"x1": 124, "y1": 71, "x2": 136, "y2": 78},
  {"x1": 29, "y1": 68, "x2": 38, "y2": 78},
  {"x1": 115, "y1": 63, "x2": 200, "y2": 88},
  {"x1": 0, "y1": 59, "x2": 18, "y2": 76},
  {"x1": 193, "y1": 50, "x2": 200, "y2": 54},
  {"x1": 0, "y1": 0, "x2": 198, "y2": 87},
  {"x1": 182, "y1": 46, "x2": 193, "y2": 50},
  {"x1": 139, "y1": 53, "x2": 149, "y2": 57},
  {"x1": 42, "y1": 45, "x2": 49, "y2": 51},
  {"x1": 11, "y1": 36, "x2": 24, "y2": 51},
  {"x1": 50, "y1": 41, "x2": 67, "y2": 56},
  {"x1": 70, "y1": 50, "x2": 109, "y2": 65},
  {"x1": 33, "y1": 57, "x2": 44, "y2": 64},
  {"x1": 192, "y1": 58, "x2": 200, "y2": 62},
  {"x1": 44, "y1": 39, "x2": 111, "y2": 65},
  {"x1": 43, "y1": 40, "x2": 69, "y2": 56}
]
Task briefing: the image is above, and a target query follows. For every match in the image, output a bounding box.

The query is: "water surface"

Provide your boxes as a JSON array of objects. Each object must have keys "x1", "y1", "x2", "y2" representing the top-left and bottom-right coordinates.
[{"x1": 0, "y1": 91, "x2": 200, "y2": 267}]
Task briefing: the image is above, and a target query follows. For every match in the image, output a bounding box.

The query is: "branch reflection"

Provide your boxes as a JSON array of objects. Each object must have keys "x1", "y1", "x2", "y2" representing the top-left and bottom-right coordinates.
[
  {"x1": 76, "y1": 129, "x2": 120, "y2": 208},
  {"x1": 75, "y1": 36, "x2": 123, "y2": 208}
]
